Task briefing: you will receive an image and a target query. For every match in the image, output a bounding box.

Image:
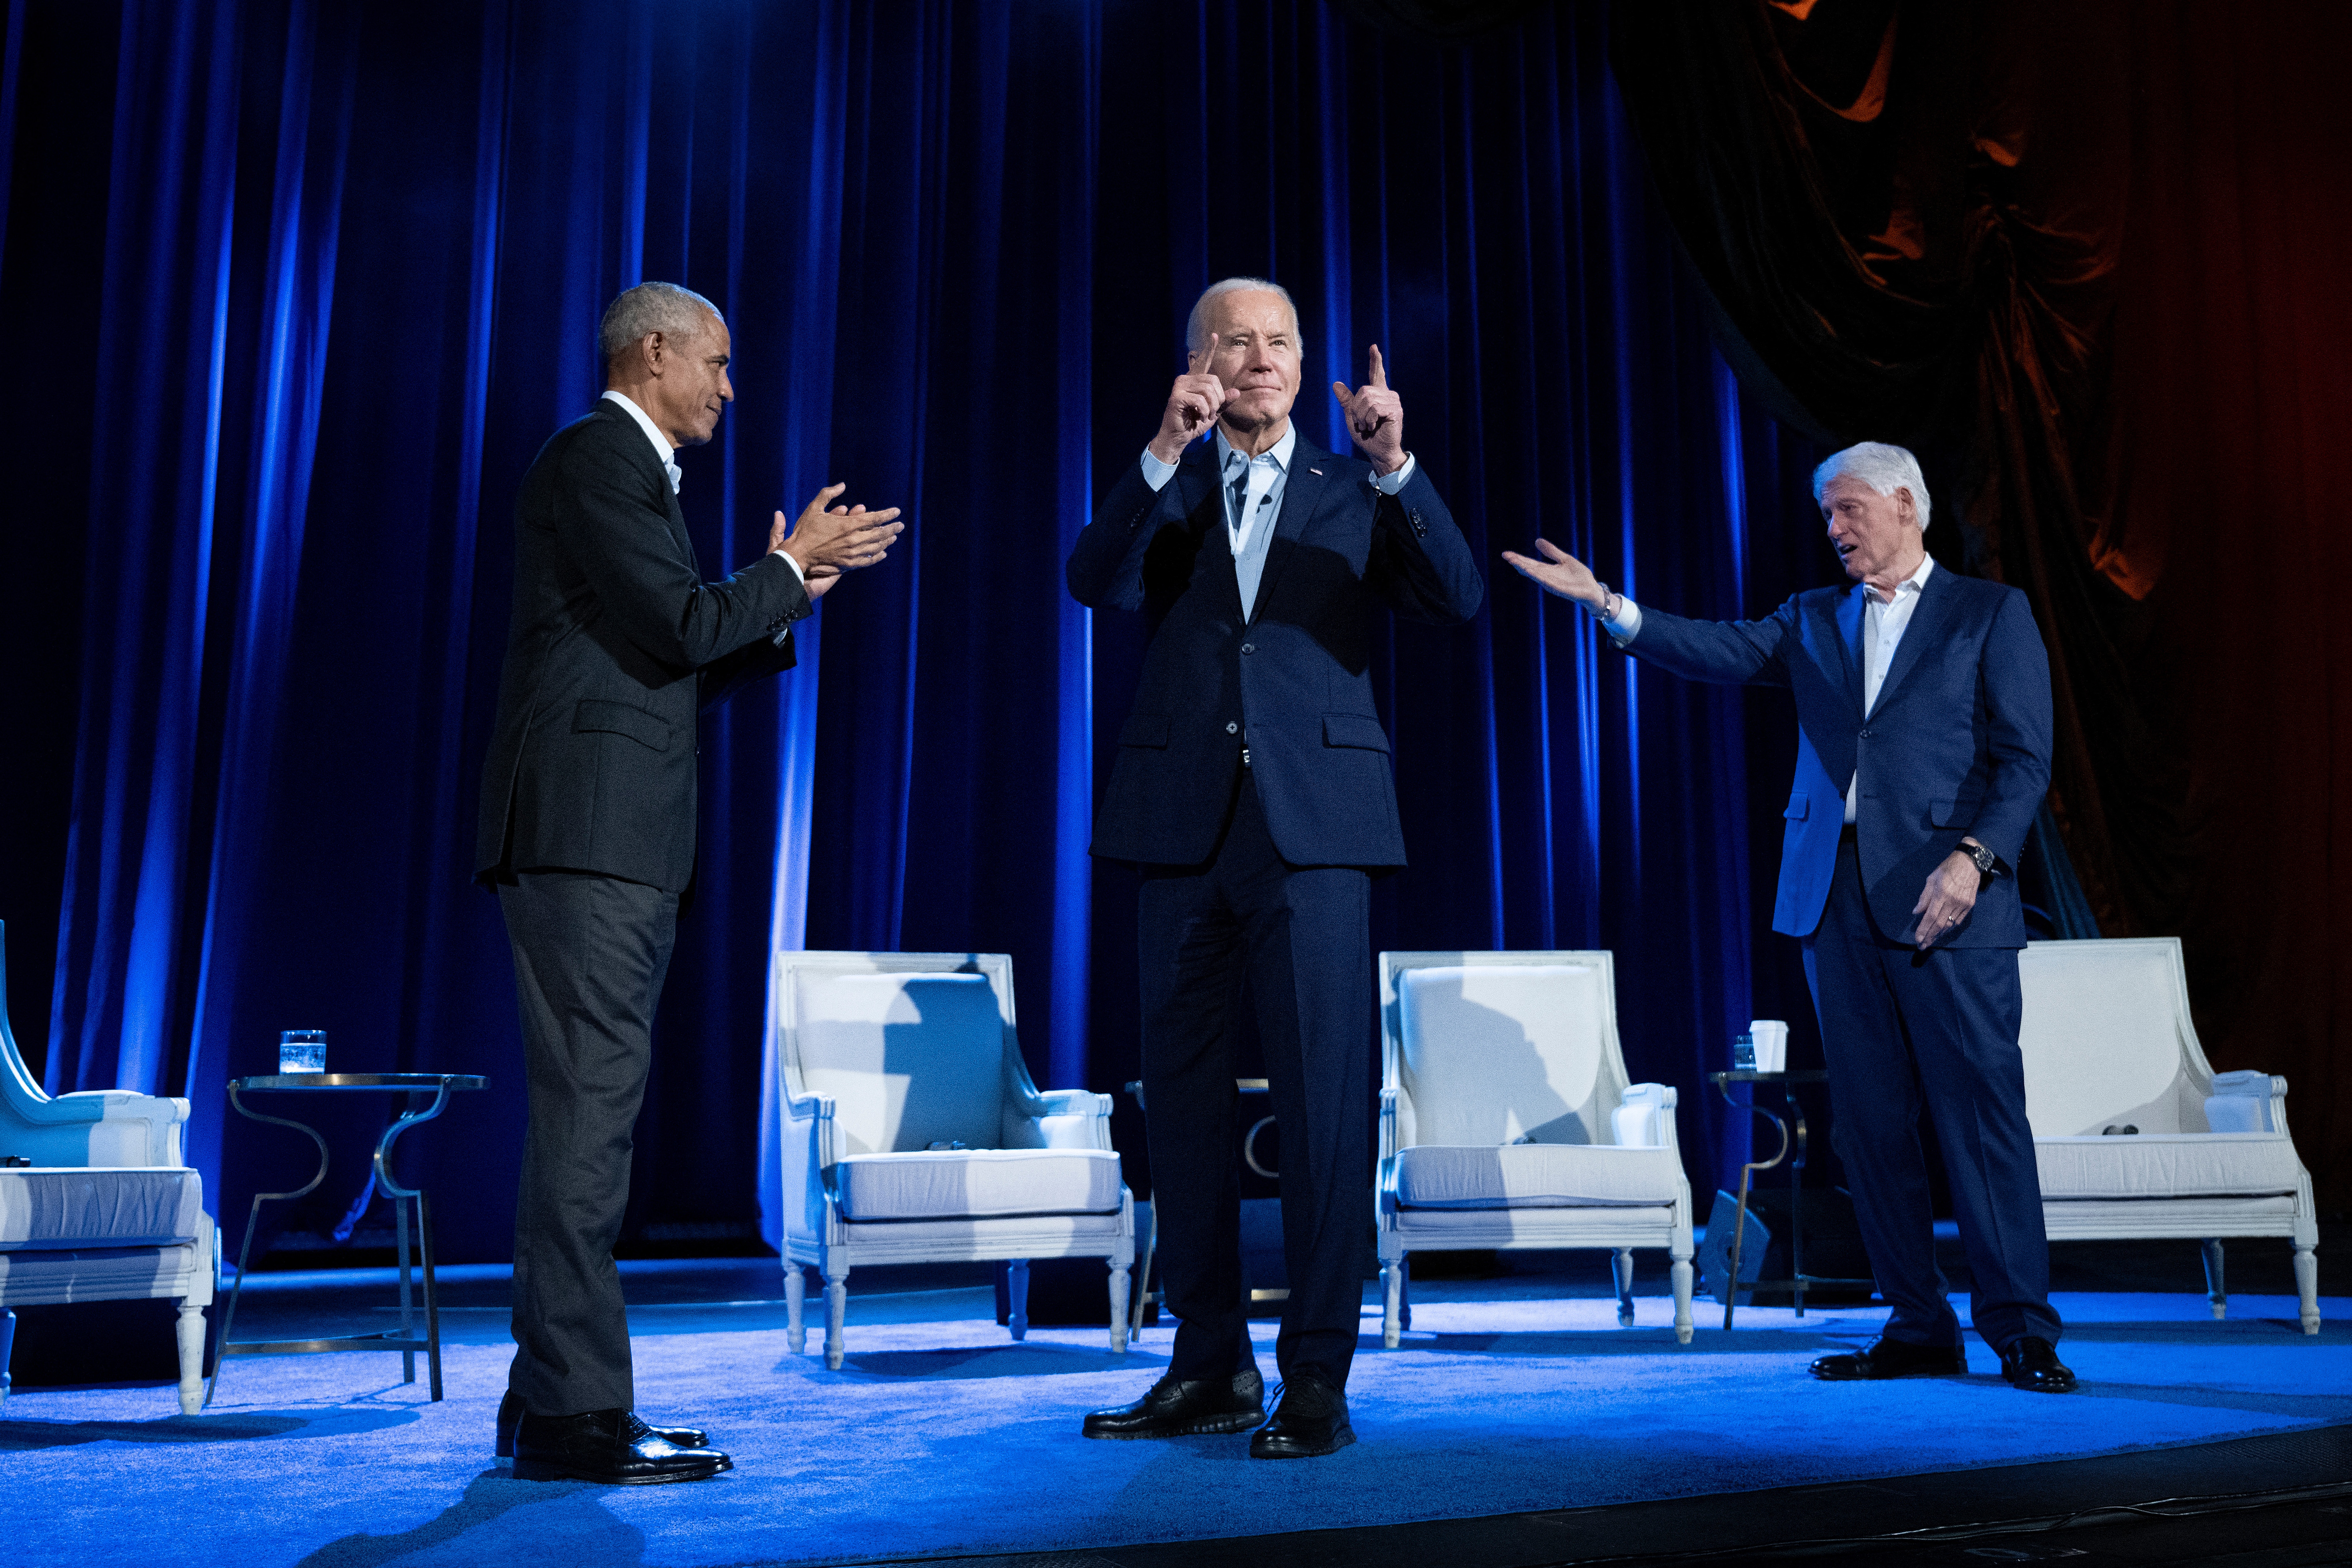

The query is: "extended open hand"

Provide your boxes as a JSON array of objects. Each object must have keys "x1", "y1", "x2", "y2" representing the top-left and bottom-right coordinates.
[{"x1": 1500, "y1": 538, "x2": 1610, "y2": 611}]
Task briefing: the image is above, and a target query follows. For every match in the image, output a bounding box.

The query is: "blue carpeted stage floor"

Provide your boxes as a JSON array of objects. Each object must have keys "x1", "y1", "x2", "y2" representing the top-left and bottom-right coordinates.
[{"x1": 9, "y1": 1259, "x2": 2347, "y2": 1568}]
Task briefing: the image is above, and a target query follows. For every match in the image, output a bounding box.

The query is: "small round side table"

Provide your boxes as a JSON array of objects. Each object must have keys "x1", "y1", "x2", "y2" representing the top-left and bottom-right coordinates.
[{"x1": 207, "y1": 1073, "x2": 487, "y2": 1406}]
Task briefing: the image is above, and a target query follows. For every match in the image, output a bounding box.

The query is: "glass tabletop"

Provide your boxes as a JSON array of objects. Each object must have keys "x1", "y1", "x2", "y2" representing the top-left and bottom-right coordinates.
[{"x1": 230, "y1": 1073, "x2": 489, "y2": 1091}]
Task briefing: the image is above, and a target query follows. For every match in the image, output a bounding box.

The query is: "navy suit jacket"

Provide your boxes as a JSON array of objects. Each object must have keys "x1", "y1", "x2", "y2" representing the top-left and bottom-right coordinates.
[
  {"x1": 1067, "y1": 434, "x2": 1484, "y2": 867},
  {"x1": 1626, "y1": 567, "x2": 2052, "y2": 946}
]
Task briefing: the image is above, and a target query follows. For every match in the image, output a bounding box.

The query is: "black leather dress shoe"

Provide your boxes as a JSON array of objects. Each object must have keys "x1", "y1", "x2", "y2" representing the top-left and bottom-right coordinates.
[
  {"x1": 2000, "y1": 1335, "x2": 2078, "y2": 1393},
  {"x1": 1809, "y1": 1335, "x2": 1967, "y2": 1381},
  {"x1": 1249, "y1": 1371, "x2": 1355, "y2": 1459},
  {"x1": 1082, "y1": 1367, "x2": 1265, "y2": 1440},
  {"x1": 511, "y1": 1409, "x2": 732, "y2": 1484},
  {"x1": 496, "y1": 1389, "x2": 709, "y2": 1459}
]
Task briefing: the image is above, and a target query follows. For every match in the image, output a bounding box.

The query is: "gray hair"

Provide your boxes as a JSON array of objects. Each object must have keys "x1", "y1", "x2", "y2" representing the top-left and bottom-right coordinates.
[
  {"x1": 1184, "y1": 276, "x2": 1303, "y2": 355},
  {"x1": 1812, "y1": 441, "x2": 1931, "y2": 531},
  {"x1": 599, "y1": 281, "x2": 721, "y2": 368}
]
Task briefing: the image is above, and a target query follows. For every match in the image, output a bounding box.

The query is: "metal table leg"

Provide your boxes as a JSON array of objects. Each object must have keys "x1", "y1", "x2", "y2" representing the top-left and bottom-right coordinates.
[
  {"x1": 1714, "y1": 1082, "x2": 1792, "y2": 1332},
  {"x1": 205, "y1": 1088, "x2": 330, "y2": 1408},
  {"x1": 371, "y1": 1084, "x2": 455, "y2": 1401}
]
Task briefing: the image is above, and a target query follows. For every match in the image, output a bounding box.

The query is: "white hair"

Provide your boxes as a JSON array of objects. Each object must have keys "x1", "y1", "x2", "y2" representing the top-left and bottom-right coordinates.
[
  {"x1": 1184, "y1": 276, "x2": 1303, "y2": 355},
  {"x1": 1812, "y1": 441, "x2": 1932, "y2": 531},
  {"x1": 599, "y1": 281, "x2": 721, "y2": 368}
]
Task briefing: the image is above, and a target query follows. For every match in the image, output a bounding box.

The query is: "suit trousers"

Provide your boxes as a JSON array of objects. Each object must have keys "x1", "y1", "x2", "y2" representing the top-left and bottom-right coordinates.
[
  {"x1": 1137, "y1": 771, "x2": 1373, "y2": 1390},
  {"x1": 1802, "y1": 835, "x2": 2061, "y2": 1352},
  {"x1": 497, "y1": 869, "x2": 680, "y2": 1416}
]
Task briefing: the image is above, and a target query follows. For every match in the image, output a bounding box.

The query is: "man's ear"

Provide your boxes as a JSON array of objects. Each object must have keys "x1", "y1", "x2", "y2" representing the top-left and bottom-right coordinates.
[{"x1": 641, "y1": 332, "x2": 667, "y2": 375}]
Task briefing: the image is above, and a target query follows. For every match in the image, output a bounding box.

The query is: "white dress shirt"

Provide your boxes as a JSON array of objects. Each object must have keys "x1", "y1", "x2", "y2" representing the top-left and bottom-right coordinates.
[
  {"x1": 600, "y1": 389, "x2": 681, "y2": 492},
  {"x1": 1140, "y1": 425, "x2": 1414, "y2": 619},
  {"x1": 1140, "y1": 427, "x2": 1416, "y2": 504},
  {"x1": 1605, "y1": 554, "x2": 1937, "y2": 823},
  {"x1": 600, "y1": 389, "x2": 803, "y2": 582}
]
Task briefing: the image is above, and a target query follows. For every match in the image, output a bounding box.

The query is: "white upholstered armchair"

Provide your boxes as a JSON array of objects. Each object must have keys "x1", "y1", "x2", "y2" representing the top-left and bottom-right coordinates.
[
  {"x1": 2020, "y1": 937, "x2": 2320, "y2": 1333},
  {"x1": 1377, "y1": 951, "x2": 1696, "y2": 1347},
  {"x1": 774, "y1": 952, "x2": 1134, "y2": 1369},
  {"x1": 0, "y1": 921, "x2": 216, "y2": 1413}
]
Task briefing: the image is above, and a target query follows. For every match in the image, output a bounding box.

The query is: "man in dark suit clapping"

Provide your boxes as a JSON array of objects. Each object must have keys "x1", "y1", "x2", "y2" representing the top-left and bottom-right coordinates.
[
  {"x1": 1071, "y1": 278, "x2": 1484, "y2": 1459},
  {"x1": 477, "y1": 282, "x2": 902, "y2": 1483}
]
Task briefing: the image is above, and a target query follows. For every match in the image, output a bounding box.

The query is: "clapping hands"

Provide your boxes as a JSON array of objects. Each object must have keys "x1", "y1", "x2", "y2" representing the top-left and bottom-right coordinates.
[{"x1": 771, "y1": 483, "x2": 905, "y2": 600}]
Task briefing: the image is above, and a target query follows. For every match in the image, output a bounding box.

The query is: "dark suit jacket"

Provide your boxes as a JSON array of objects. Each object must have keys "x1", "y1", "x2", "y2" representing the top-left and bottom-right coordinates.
[
  {"x1": 1625, "y1": 567, "x2": 2052, "y2": 946},
  {"x1": 475, "y1": 400, "x2": 810, "y2": 893},
  {"x1": 1067, "y1": 433, "x2": 1484, "y2": 867}
]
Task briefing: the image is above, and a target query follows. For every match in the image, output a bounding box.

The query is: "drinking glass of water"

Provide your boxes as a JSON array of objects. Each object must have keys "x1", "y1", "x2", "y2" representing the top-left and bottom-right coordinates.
[{"x1": 279, "y1": 1029, "x2": 328, "y2": 1075}]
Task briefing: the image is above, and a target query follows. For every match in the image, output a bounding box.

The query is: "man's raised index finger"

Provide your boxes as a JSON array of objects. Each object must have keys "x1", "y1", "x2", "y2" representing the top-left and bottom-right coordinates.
[{"x1": 1368, "y1": 343, "x2": 1388, "y2": 390}]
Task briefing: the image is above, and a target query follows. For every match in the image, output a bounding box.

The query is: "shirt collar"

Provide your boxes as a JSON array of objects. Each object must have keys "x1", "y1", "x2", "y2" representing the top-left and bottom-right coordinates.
[
  {"x1": 1214, "y1": 421, "x2": 1295, "y2": 477},
  {"x1": 601, "y1": 389, "x2": 679, "y2": 483},
  {"x1": 1862, "y1": 552, "x2": 1936, "y2": 604}
]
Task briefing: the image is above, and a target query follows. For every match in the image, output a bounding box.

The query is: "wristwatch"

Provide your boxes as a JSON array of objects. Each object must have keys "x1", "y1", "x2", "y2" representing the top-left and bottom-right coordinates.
[{"x1": 1959, "y1": 841, "x2": 2001, "y2": 879}]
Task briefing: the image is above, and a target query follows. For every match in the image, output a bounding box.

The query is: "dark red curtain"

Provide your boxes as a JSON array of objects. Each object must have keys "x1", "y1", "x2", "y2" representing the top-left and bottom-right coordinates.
[{"x1": 1610, "y1": 0, "x2": 2352, "y2": 1206}]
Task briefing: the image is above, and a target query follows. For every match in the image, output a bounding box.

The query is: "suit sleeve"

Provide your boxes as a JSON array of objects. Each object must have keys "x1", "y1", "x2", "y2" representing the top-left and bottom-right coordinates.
[
  {"x1": 1066, "y1": 458, "x2": 1190, "y2": 612},
  {"x1": 1959, "y1": 588, "x2": 2053, "y2": 867},
  {"x1": 1619, "y1": 599, "x2": 1799, "y2": 688},
  {"x1": 699, "y1": 628, "x2": 798, "y2": 711},
  {"x1": 556, "y1": 430, "x2": 810, "y2": 672},
  {"x1": 1364, "y1": 465, "x2": 1485, "y2": 625}
]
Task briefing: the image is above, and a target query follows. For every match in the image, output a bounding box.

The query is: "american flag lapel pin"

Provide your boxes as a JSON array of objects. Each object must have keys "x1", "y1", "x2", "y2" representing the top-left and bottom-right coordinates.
[{"x1": 1308, "y1": 467, "x2": 1323, "y2": 476}]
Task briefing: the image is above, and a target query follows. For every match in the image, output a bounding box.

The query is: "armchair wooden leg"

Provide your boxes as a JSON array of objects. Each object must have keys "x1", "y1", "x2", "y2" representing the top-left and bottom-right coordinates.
[
  {"x1": 1007, "y1": 1259, "x2": 1029, "y2": 1342},
  {"x1": 2201, "y1": 1239, "x2": 2227, "y2": 1320},
  {"x1": 2295, "y1": 1241, "x2": 2321, "y2": 1335},
  {"x1": 1671, "y1": 1255, "x2": 1695, "y2": 1345},
  {"x1": 1107, "y1": 1260, "x2": 1130, "y2": 1355},
  {"x1": 785, "y1": 1264, "x2": 807, "y2": 1354},
  {"x1": 1, "y1": 1306, "x2": 14, "y2": 1405},
  {"x1": 1381, "y1": 1256, "x2": 1405, "y2": 1349},
  {"x1": 823, "y1": 1266, "x2": 849, "y2": 1371},
  {"x1": 1613, "y1": 1249, "x2": 1637, "y2": 1328},
  {"x1": 176, "y1": 1303, "x2": 205, "y2": 1415}
]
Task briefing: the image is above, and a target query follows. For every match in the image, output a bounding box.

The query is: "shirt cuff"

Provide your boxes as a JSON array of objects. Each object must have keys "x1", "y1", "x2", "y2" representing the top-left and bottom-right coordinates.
[
  {"x1": 1140, "y1": 447, "x2": 1178, "y2": 491},
  {"x1": 770, "y1": 548, "x2": 807, "y2": 582},
  {"x1": 1371, "y1": 452, "x2": 1415, "y2": 494},
  {"x1": 1603, "y1": 595, "x2": 1643, "y2": 644}
]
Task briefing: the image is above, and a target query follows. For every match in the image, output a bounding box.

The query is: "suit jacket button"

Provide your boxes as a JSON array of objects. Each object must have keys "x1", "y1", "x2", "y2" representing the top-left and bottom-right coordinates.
[
  {"x1": 1226, "y1": 721, "x2": 1239, "y2": 734},
  {"x1": 1241, "y1": 643, "x2": 1255, "y2": 654}
]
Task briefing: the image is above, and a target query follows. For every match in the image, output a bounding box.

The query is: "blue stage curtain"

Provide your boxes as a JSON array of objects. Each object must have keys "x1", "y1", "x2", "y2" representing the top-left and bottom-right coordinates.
[{"x1": 2, "y1": 0, "x2": 1849, "y2": 1264}]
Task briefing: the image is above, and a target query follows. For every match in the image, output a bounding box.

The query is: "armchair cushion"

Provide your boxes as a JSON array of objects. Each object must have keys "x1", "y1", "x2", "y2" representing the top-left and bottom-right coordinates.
[
  {"x1": 796, "y1": 972, "x2": 1007, "y2": 1156},
  {"x1": 0, "y1": 1166, "x2": 203, "y2": 1250},
  {"x1": 2035, "y1": 1133, "x2": 2305, "y2": 1201},
  {"x1": 1396, "y1": 964, "x2": 1627, "y2": 1147},
  {"x1": 1395, "y1": 1143, "x2": 1684, "y2": 1210},
  {"x1": 835, "y1": 1148, "x2": 1122, "y2": 1221}
]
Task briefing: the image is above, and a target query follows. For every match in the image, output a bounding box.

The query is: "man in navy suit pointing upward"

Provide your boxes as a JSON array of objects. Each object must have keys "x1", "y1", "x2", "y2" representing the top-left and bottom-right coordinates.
[
  {"x1": 1070, "y1": 278, "x2": 1484, "y2": 1457},
  {"x1": 1505, "y1": 442, "x2": 2076, "y2": 1394}
]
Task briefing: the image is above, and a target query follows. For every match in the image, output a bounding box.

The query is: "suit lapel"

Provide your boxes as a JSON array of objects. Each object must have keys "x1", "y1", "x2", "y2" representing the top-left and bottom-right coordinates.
[
  {"x1": 1835, "y1": 586, "x2": 1867, "y2": 718},
  {"x1": 596, "y1": 401, "x2": 698, "y2": 569},
  {"x1": 1245, "y1": 432, "x2": 1331, "y2": 625},
  {"x1": 1871, "y1": 564, "x2": 1959, "y2": 716},
  {"x1": 1175, "y1": 446, "x2": 1241, "y2": 617}
]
